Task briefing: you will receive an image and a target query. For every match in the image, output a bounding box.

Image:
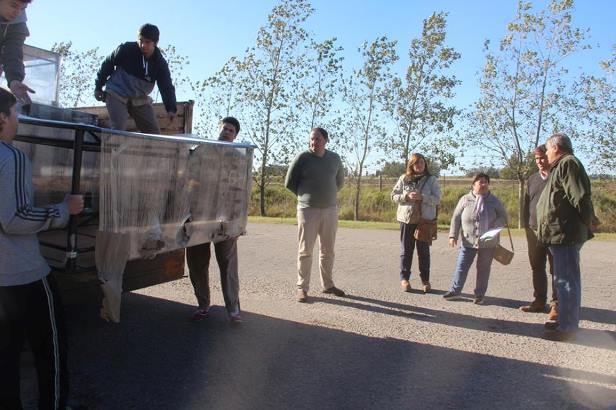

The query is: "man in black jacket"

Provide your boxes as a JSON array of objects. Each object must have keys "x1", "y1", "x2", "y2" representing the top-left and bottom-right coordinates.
[
  {"x1": 94, "y1": 23, "x2": 176, "y2": 134},
  {"x1": 519, "y1": 144, "x2": 556, "y2": 319}
]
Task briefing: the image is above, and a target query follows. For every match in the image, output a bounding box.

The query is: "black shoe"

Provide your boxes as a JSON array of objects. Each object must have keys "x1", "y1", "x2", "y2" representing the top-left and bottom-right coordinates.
[
  {"x1": 443, "y1": 291, "x2": 461, "y2": 300},
  {"x1": 473, "y1": 296, "x2": 485, "y2": 305},
  {"x1": 323, "y1": 287, "x2": 345, "y2": 297},
  {"x1": 542, "y1": 329, "x2": 577, "y2": 342},
  {"x1": 544, "y1": 321, "x2": 559, "y2": 330}
]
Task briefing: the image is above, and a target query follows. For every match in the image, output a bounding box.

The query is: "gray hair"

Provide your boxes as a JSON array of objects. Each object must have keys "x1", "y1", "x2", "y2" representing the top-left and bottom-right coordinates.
[{"x1": 546, "y1": 133, "x2": 573, "y2": 155}]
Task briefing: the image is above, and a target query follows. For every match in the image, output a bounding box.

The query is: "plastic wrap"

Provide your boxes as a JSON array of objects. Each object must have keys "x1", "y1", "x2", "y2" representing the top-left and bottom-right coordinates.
[{"x1": 98, "y1": 132, "x2": 253, "y2": 260}]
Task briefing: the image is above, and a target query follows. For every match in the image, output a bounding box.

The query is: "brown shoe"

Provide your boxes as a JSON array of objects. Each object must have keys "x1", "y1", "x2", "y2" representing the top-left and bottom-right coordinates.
[
  {"x1": 519, "y1": 300, "x2": 547, "y2": 313},
  {"x1": 548, "y1": 304, "x2": 558, "y2": 321},
  {"x1": 401, "y1": 280, "x2": 411, "y2": 292},
  {"x1": 297, "y1": 289, "x2": 308, "y2": 303},
  {"x1": 422, "y1": 281, "x2": 431, "y2": 293}
]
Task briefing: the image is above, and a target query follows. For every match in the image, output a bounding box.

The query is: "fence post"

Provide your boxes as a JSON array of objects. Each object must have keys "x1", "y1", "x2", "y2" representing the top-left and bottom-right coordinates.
[{"x1": 379, "y1": 174, "x2": 383, "y2": 191}]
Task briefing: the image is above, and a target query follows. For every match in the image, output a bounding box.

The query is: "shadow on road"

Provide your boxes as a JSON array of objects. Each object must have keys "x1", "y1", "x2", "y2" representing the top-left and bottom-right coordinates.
[
  {"x1": 57, "y1": 293, "x2": 616, "y2": 410},
  {"x1": 318, "y1": 294, "x2": 616, "y2": 351}
]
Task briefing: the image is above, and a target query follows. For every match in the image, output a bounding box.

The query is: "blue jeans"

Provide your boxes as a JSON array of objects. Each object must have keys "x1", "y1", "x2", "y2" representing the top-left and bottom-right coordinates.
[
  {"x1": 450, "y1": 246, "x2": 495, "y2": 297},
  {"x1": 399, "y1": 223, "x2": 431, "y2": 282},
  {"x1": 549, "y1": 243, "x2": 583, "y2": 332}
]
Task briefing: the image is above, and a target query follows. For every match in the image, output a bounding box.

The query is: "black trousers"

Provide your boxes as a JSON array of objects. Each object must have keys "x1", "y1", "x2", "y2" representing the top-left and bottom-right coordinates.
[
  {"x1": 525, "y1": 228, "x2": 556, "y2": 303},
  {"x1": 399, "y1": 222, "x2": 431, "y2": 282},
  {"x1": 0, "y1": 276, "x2": 68, "y2": 410}
]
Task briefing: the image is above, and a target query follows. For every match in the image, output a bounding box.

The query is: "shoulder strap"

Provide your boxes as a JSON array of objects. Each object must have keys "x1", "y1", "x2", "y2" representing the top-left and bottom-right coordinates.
[{"x1": 503, "y1": 224, "x2": 514, "y2": 252}]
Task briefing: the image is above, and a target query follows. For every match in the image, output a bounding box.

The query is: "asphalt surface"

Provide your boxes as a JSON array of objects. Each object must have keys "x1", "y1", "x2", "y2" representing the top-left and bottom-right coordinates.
[{"x1": 23, "y1": 223, "x2": 616, "y2": 409}]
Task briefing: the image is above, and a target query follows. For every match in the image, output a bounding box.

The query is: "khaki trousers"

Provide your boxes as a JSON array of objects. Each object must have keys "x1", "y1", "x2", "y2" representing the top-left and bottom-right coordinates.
[
  {"x1": 296, "y1": 206, "x2": 338, "y2": 292},
  {"x1": 105, "y1": 92, "x2": 161, "y2": 134}
]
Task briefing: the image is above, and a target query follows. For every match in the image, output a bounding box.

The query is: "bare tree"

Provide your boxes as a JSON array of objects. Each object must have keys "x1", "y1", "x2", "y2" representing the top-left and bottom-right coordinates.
[
  {"x1": 52, "y1": 41, "x2": 101, "y2": 108},
  {"x1": 340, "y1": 36, "x2": 398, "y2": 220},
  {"x1": 382, "y1": 12, "x2": 461, "y2": 164},
  {"x1": 467, "y1": 0, "x2": 590, "y2": 227}
]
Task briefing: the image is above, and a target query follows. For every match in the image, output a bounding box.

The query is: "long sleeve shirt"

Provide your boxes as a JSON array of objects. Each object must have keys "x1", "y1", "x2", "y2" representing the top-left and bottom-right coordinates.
[
  {"x1": 284, "y1": 150, "x2": 344, "y2": 209},
  {"x1": 0, "y1": 142, "x2": 69, "y2": 286}
]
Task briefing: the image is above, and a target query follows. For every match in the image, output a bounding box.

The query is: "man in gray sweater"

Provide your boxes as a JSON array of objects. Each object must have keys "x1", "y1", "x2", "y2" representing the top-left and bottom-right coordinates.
[
  {"x1": 0, "y1": 88, "x2": 83, "y2": 409},
  {"x1": 285, "y1": 127, "x2": 345, "y2": 302}
]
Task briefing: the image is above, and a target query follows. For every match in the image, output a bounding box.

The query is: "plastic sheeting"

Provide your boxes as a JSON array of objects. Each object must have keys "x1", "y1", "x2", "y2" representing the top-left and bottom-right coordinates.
[
  {"x1": 16, "y1": 119, "x2": 253, "y2": 322},
  {"x1": 98, "y1": 132, "x2": 253, "y2": 260}
]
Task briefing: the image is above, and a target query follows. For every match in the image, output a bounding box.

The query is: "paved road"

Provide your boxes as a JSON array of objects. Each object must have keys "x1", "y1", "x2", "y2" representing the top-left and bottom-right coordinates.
[{"x1": 27, "y1": 223, "x2": 616, "y2": 409}]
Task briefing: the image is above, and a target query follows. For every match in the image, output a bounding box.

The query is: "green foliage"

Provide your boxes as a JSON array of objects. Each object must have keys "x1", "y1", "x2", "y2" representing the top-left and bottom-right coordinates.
[
  {"x1": 381, "y1": 12, "x2": 461, "y2": 166},
  {"x1": 52, "y1": 41, "x2": 101, "y2": 108},
  {"x1": 252, "y1": 178, "x2": 616, "y2": 232},
  {"x1": 467, "y1": 0, "x2": 590, "y2": 225},
  {"x1": 340, "y1": 36, "x2": 398, "y2": 220},
  {"x1": 576, "y1": 44, "x2": 616, "y2": 173},
  {"x1": 464, "y1": 166, "x2": 500, "y2": 179}
]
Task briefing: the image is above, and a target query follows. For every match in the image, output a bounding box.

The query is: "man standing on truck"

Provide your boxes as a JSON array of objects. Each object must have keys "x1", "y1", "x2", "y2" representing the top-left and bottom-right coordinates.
[
  {"x1": 94, "y1": 23, "x2": 176, "y2": 134},
  {"x1": 0, "y1": 88, "x2": 84, "y2": 409},
  {"x1": 0, "y1": 0, "x2": 35, "y2": 104},
  {"x1": 186, "y1": 117, "x2": 243, "y2": 323}
]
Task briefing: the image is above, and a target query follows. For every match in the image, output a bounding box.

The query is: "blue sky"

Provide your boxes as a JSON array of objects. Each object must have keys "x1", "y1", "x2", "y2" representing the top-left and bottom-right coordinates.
[
  {"x1": 24, "y1": 0, "x2": 615, "y2": 172},
  {"x1": 26, "y1": 0, "x2": 614, "y2": 108}
]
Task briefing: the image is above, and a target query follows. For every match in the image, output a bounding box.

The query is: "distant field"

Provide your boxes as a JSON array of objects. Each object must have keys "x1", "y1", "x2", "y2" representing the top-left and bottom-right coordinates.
[{"x1": 250, "y1": 177, "x2": 616, "y2": 233}]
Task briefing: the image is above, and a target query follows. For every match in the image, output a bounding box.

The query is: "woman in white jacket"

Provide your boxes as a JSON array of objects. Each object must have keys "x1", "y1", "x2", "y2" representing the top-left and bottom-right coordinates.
[{"x1": 391, "y1": 153, "x2": 441, "y2": 293}]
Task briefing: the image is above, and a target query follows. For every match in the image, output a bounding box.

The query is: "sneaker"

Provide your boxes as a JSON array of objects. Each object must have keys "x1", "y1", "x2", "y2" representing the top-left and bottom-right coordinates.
[
  {"x1": 190, "y1": 307, "x2": 209, "y2": 322},
  {"x1": 442, "y1": 291, "x2": 461, "y2": 300},
  {"x1": 473, "y1": 296, "x2": 485, "y2": 305},
  {"x1": 229, "y1": 310, "x2": 242, "y2": 324},
  {"x1": 548, "y1": 304, "x2": 558, "y2": 321},
  {"x1": 519, "y1": 300, "x2": 546, "y2": 313},
  {"x1": 297, "y1": 289, "x2": 308, "y2": 303},
  {"x1": 323, "y1": 287, "x2": 346, "y2": 297},
  {"x1": 401, "y1": 280, "x2": 411, "y2": 292},
  {"x1": 422, "y1": 281, "x2": 431, "y2": 293}
]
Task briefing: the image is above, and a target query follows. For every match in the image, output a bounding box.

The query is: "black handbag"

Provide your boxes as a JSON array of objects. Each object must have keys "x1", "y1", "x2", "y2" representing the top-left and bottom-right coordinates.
[{"x1": 493, "y1": 224, "x2": 514, "y2": 265}]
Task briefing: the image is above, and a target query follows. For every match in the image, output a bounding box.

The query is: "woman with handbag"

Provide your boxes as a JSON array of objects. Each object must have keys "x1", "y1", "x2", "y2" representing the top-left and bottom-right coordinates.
[
  {"x1": 391, "y1": 153, "x2": 441, "y2": 293},
  {"x1": 443, "y1": 172, "x2": 508, "y2": 304}
]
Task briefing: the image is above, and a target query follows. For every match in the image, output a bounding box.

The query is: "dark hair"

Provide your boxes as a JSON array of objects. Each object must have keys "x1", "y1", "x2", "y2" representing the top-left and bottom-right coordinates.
[
  {"x1": 405, "y1": 153, "x2": 431, "y2": 178},
  {"x1": 221, "y1": 116, "x2": 240, "y2": 134},
  {"x1": 0, "y1": 88, "x2": 16, "y2": 133},
  {"x1": 0, "y1": 88, "x2": 16, "y2": 117},
  {"x1": 546, "y1": 133, "x2": 573, "y2": 155},
  {"x1": 472, "y1": 172, "x2": 490, "y2": 185},
  {"x1": 311, "y1": 127, "x2": 329, "y2": 141},
  {"x1": 139, "y1": 24, "x2": 160, "y2": 43},
  {"x1": 533, "y1": 144, "x2": 547, "y2": 156}
]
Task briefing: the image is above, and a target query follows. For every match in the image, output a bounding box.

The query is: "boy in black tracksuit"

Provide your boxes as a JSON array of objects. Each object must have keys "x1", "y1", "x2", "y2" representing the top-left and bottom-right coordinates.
[{"x1": 0, "y1": 87, "x2": 84, "y2": 409}]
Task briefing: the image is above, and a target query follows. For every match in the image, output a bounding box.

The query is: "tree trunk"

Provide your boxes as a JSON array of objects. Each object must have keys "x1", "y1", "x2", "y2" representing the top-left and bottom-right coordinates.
[
  {"x1": 354, "y1": 169, "x2": 362, "y2": 221},
  {"x1": 259, "y1": 160, "x2": 267, "y2": 217},
  {"x1": 517, "y1": 177, "x2": 525, "y2": 229}
]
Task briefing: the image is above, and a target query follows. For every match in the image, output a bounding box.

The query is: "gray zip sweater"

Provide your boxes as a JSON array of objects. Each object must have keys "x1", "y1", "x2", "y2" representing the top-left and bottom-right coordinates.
[
  {"x1": 0, "y1": 11, "x2": 29, "y2": 85},
  {"x1": 0, "y1": 141, "x2": 69, "y2": 286}
]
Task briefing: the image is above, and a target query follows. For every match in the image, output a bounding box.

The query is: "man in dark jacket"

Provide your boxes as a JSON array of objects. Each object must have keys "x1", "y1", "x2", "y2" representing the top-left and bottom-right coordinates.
[
  {"x1": 519, "y1": 144, "x2": 556, "y2": 318},
  {"x1": 94, "y1": 23, "x2": 176, "y2": 134},
  {"x1": 0, "y1": 0, "x2": 35, "y2": 104},
  {"x1": 537, "y1": 133, "x2": 596, "y2": 341}
]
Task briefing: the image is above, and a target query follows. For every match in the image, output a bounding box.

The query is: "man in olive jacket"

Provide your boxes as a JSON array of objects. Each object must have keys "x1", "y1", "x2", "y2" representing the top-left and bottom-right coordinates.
[{"x1": 536, "y1": 133, "x2": 596, "y2": 341}]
